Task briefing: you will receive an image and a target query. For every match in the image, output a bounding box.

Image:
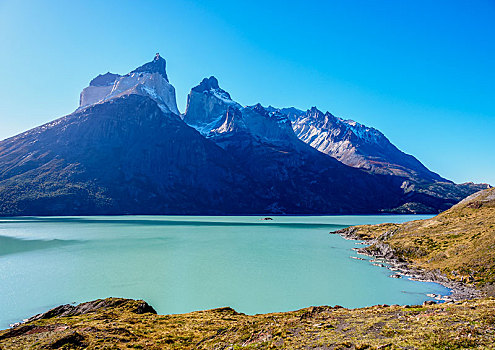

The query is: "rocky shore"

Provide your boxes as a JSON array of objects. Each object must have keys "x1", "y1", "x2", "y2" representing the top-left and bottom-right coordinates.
[
  {"x1": 331, "y1": 226, "x2": 482, "y2": 301},
  {"x1": 329, "y1": 187, "x2": 495, "y2": 304}
]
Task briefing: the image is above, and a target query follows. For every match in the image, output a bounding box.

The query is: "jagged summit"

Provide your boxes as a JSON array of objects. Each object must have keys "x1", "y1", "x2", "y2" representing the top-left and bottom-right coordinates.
[
  {"x1": 246, "y1": 104, "x2": 291, "y2": 125},
  {"x1": 301, "y1": 106, "x2": 382, "y2": 144},
  {"x1": 291, "y1": 106, "x2": 444, "y2": 180},
  {"x1": 191, "y1": 76, "x2": 233, "y2": 101},
  {"x1": 129, "y1": 53, "x2": 168, "y2": 82},
  {"x1": 79, "y1": 53, "x2": 179, "y2": 115},
  {"x1": 193, "y1": 76, "x2": 220, "y2": 92},
  {"x1": 183, "y1": 76, "x2": 241, "y2": 132},
  {"x1": 251, "y1": 103, "x2": 265, "y2": 113}
]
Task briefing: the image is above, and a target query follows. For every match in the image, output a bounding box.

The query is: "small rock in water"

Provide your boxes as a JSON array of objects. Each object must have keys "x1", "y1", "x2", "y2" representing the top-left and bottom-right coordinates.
[
  {"x1": 389, "y1": 274, "x2": 402, "y2": 278},
  {"x1": 372, "y1": 263, "x2": 386, "y2": 267}
]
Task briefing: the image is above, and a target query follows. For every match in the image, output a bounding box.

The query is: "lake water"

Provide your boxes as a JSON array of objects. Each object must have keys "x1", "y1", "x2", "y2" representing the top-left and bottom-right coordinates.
[{"x1": 0, "y1": 215, "x2": 449, "y2": 329}]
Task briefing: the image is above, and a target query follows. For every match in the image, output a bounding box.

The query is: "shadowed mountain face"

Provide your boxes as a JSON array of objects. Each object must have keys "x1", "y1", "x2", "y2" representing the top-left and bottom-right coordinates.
[
  {"x1": 0, "y1": 94, "x2": 264, "y2": 215},
  {"x1": 0, "y1": 55, "x2": 489, "y2": 216},
  {"x1": 182, "y1": 77, "x2": 478, "y2": 214},
  {"x1": 0, "y1": 91, "x2": 402, "y2": 215}
]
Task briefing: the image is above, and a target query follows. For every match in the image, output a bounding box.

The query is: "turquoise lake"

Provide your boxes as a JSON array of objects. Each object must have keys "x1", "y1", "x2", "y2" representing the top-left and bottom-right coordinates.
[{"x1": 0, "y1": 215, "x2": 450, "y2": 329}]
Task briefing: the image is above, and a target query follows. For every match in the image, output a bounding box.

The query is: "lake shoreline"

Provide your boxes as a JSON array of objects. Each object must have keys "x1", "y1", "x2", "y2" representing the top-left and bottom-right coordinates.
[{"x1": 331, "y1": 226, "x2": 482, "y2": 301}]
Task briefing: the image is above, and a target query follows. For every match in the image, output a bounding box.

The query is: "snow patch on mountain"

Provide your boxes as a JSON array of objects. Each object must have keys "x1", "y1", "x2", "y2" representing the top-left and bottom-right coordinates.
[
  {"x1": 79, "y1": 56, "x2": 179, "y2": 115},
  {"x1": 340, "y1": 118, "x2": 383, "y2": 144},
  {"x1": 212, "y1": 89, "x2": 238, "y2": 105},
  {"x1": 188, "y1": 114, "x2": 225, "y2": 136},
  {"x1": 287, "y1": 106, "x2": 444, "y2": 180}
]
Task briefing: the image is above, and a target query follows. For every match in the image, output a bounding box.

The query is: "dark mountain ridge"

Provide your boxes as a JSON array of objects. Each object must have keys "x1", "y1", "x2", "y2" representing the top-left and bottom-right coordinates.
[
  {"x1": 0, "y1": 55, "x2": 489, "y2": 216},
  {"x1": 0, "y1": 95, "x2": 261, "y2": 215},
  {"x1": 274, "y1": 105, "x2": 489, "y2": 212}
]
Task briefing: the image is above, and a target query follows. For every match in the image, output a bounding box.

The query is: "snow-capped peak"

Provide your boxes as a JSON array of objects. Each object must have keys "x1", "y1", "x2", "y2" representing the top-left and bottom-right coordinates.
[
  {"x1": 336, "y1": 117, "x2": 384, "y2": 144},
  {"x1": 78, "y1": 54, "x2": 179, "y2": 115},
  {"x1": 183, "y1": 77, "x2": 243, "y2": 134}
]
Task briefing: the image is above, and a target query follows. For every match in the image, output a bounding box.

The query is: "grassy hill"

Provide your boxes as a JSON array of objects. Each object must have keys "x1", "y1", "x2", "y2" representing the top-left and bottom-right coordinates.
[{"x1": 334, "y1": 187, "x2": 495, "y2": 290}]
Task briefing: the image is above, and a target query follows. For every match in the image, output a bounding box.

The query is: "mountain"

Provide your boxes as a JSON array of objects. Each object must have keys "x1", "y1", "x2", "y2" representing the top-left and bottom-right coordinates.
[
  {"x1": 0, "y1": 55, "x2": 489, "y2": 216},
  {"x1": 290, "y1": 107, "x2": 442, "y2": 181},
  {"x1": 0, "y1": 67, "x2": 263, "y2": 215},
  {"x1": 183, "y1": 77, "x2": 490, "y2": 214},
  {"x1": 0, "y1": 57, "x2": 392, "y2": 215},
  {"x1": 183, "y1": 76, "x2": 413, "y2": 214},
  {"x1": 79, "y1": 54, "x2": 179, "y2": 115},
  {"x1": 270, "y1": 106, "x2": 489, "y2": 212}
]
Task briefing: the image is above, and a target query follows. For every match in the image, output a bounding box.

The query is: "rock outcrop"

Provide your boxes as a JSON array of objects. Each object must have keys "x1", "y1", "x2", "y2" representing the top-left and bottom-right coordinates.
[{"x1": 79, "y1": 54, "x2": 179, "y2": 114}]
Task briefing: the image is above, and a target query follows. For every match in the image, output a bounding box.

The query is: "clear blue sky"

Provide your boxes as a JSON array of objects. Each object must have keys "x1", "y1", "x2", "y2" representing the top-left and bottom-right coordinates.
[{"x1": 0, "y1": 0, "x2": 494, "y2": 185}]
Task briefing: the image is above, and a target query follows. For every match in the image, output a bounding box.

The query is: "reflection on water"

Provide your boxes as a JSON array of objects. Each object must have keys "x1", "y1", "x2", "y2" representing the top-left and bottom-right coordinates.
[{"x1": 0, "y1": 236, "x2": 79, "y2": 257}]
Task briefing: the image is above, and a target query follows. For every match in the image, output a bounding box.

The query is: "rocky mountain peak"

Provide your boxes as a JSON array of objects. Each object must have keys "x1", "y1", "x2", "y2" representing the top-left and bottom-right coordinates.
[
  {"x1": 191, "y1": 76, "x2": 233, "y2": 100},
  {"x1": 184, "y1": 77, "x2": 241, "y2": 133},
  {"x1": 129, "y1": 53, "x2": 168, "y2": 82},
  {"x1": 246, "y1": 104, "x2": 290, "y2": 125},
  {"x1": 290, "y1": 105, "x2": 447, "y2": 182},
  {"x1": 192, "y1": 76, "x2": 220, "y2": 91},
  {"x1": 251, "y1": 103, "x2": 267, "y2": 115},
  {"x1": 79, "y1": 54, "x2": 179, "y2": 115},
  {"x1": 307, "y1": 106, "x2": 326, "y2": 120}
]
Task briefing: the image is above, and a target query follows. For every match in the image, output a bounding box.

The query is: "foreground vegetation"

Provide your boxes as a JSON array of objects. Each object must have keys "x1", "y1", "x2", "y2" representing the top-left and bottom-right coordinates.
[{"x1": 1, "y1": 297, "x2": 495, "y2": 349}]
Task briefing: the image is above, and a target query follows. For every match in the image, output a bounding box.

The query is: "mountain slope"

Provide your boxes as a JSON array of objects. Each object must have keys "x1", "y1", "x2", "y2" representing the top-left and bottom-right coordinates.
[
  {"x1": 0, "y1": 94, "x2": 260, "y2": 215},
  {"x1": 183, "y1": 77, "x2": 420, "y2": 214},
  {"x1": 0, "y1": 55, "x2": 489, "y2": 215},
  {"x1": 273, "y1": 106, "x2": 489, "y2": 212}
]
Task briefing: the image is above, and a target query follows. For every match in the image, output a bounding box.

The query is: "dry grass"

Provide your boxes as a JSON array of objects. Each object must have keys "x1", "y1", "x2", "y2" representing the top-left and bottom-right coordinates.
[
  {"x1": 1, "y1": 297, "x2": 495, "y2": 349},
  {"x1": 348, "y1": 188, "x2": 495, "y2": 287}
]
